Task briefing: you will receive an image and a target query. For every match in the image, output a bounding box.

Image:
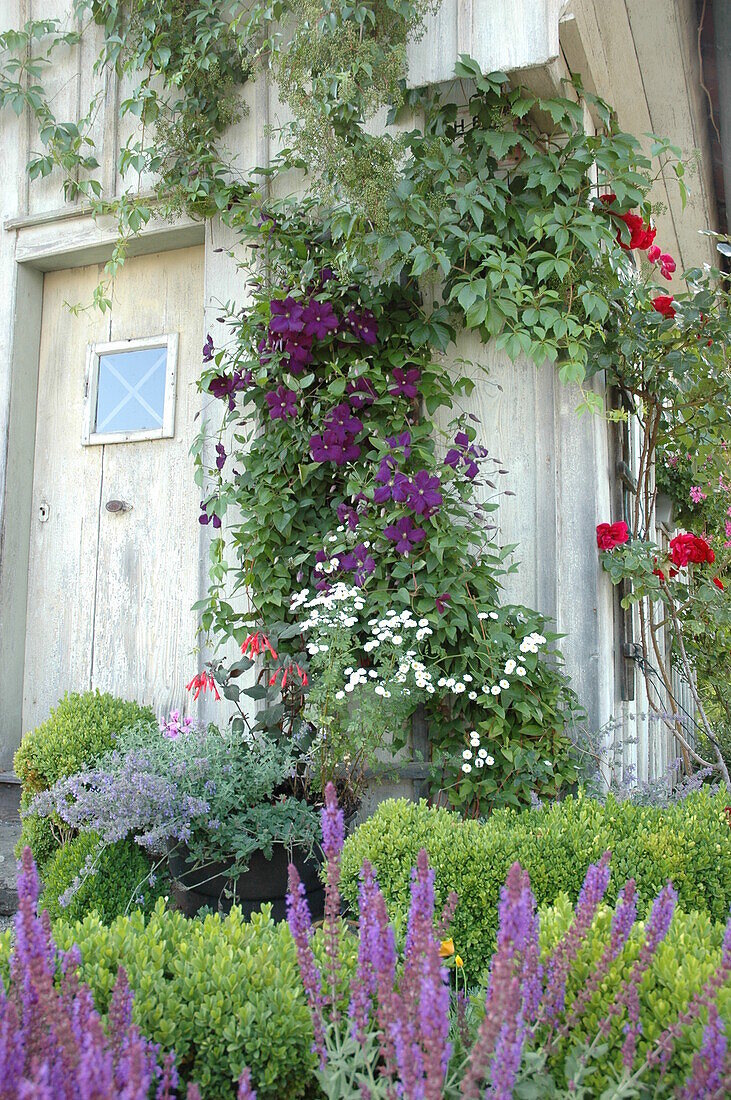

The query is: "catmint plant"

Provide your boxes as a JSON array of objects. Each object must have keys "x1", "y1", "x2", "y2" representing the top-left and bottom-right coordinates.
[{"x1": 288, "y1": 787, "x2": 731, "y2": 1099}]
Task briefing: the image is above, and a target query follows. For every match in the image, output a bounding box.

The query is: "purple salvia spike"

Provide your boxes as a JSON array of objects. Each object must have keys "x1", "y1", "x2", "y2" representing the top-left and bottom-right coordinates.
[
  {"x1": 541, "y1": 851, "x2": 611, "y2": 1026},
  {"x1": 489, "y1": 988, "x2": 526, "y2": 1100},
  {"x1": 237, "y1": 1066, "x2": 257, "y2": 1100},
  {"x1": 598, "y1": 882, "x2": 677, "y2": 1067},
  {"x1": 286, "y1": 863, "x2": 327, "y2": 1067},
  {"x1": 321, "y1": 782, "x2": 344, "y2": 1019},
  {"x1": 560, "y1": 878, "x2": 637, "y2": 1040},
  {"x1": 649, "y1": 910, "x2": 731, "y2": 1071},
  {"x1": 186, "y1": 1086, "x2": 203, "y2": 1100},
  {"x1": 349, "y1": 862, "x2": 380, "y2": 1043},
  {"x1": 676, "y1": 1004, "x2": 727, "y2": 1099},
  {"x1": 156, "y1": 1051, "x2": 179, "y2": 1100},
  {"x1": 461, "y1": 863, "x2": 536, "y2": 1099},
  {"x1": 436, "y1": 890, "x2": 458, "y2": 940},
  {"x1": 0, "y1": 995, "x2": 25, "y2": 1099},
  {"x1": 418, "y1": 961, "x2": 452, "y2": 1098}
]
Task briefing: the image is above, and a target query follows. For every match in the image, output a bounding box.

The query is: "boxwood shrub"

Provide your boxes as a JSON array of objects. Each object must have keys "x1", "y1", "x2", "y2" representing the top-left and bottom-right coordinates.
[
  {"x1": 40, "y1": 832, "x2": 169, "y2": 924},
  {"x1": 14, "y1": 690, "x2": 156, "y2": 869},
  {"x1": 50, "y1": 902, "x2": 317, "y2": 1099},
  {"x1": 14, "y1": 690, "x2": 155, "y2": 795},
  {"x1": 341, "y1": 788, "x2": 731, "y2": 978}
]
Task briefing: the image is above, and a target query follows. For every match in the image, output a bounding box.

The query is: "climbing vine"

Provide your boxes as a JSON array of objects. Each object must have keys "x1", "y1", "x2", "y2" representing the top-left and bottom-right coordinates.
[{"x1": 2, "y1": 0, "x2": 730, "y2": 796}]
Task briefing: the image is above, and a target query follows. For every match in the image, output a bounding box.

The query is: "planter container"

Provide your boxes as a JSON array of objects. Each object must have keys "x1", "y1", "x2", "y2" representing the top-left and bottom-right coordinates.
[{"x1": 167, "y1": 843, "x2": 324, "y2": 921}]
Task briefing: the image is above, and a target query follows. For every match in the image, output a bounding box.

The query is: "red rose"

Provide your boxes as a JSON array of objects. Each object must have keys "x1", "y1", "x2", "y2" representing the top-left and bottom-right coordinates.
[
  {"x1": 597, "y1": 521, "x2": 630, "y2": 551},
  {"x1": 599, "y1": 193, "x2": 617, "y2": 207},
  {"x1": 652, "y1": 295, "x2": 676, "y2": 319},
  {"x1": 669, "y1": 533, "x2": 714, "y2": 568}
]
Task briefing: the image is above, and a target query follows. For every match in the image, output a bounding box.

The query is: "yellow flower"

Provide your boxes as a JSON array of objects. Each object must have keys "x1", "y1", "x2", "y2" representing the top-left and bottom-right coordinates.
[
  {"x1": 455, "y1": 955, "x2": 464, "y2": 969},
  {"x1": 439, "y1": 938, "x2": 455, "y2": 958}
]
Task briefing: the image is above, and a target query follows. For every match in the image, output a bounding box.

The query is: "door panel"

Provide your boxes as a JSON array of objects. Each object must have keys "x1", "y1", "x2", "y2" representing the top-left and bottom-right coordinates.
[
  {"x1": 91, "y1": 247, "x2": 204, "y2": 713},
  {"x1": 23, "y1": 265, "x2": 107, "y2": 729},
  {"x1": 23, "y1": 246, "x2": 205, "y2": 731}
]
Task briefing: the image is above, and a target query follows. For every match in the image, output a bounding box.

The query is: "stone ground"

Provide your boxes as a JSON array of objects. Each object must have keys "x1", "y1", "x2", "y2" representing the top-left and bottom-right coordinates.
[{"x1": 0, "y1": 819, "x2": 20, "y2": 929}]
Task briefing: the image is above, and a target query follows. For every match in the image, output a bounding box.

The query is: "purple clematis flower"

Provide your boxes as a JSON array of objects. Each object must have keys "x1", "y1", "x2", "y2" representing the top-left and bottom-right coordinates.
[
  {"x1": 435, "y1": 592, "x2": 451, "y2": 614},
  {"x1": 303, "y1": 299, "x2": 339, "y2": 340},
  {"x1": 389, "y1": 367, "x2": 421, "y2": 399},
  {"x1": 208, "y1": 370, "x2": 251, "y2": 411},
  {"x1": 344, "y1": 308, "x2": 378, "y2": 345},
  {"x1": 266, "y1": 385, "x2": 298, "y2": 420},
  {"x1": 326, "y1": 402, "x2": 364, "y2": 436},
  {"x1": 384, "y1": 516, "x2": 426, "y2": 555},
  {"x1": 215, "y1": 443, "x2": 227, "y2": 470},
  {"x1": 269, "y1": 297, "x2": 306, "y2": 337},
  {"x1": 407, "y1": 470, "x2": 443, "y2": 516},
  {"x1": 373, "y1": 461, "x2": 410, "y2": 505},
  {"x1": 336, "y1": 502, "x2": 360, "y2": 531},
  {"x1": 444, "y1": 429, "x2": 486, "y2": 481},
  {"x1": 386, "y1": 431, "x2": 412, "y2": 459},
  {"x1": 346, "y1": 377, "x2": 377, "y2": 410},
  {"x1": 310, "y1": 430, "x2": 360, "y2": 466},
  {"x1": 202, "y1": 334, "x2": 215, "y2": 362},
  {"x1": 199, "y1": 500, "x2": 221, "y2": 529}
]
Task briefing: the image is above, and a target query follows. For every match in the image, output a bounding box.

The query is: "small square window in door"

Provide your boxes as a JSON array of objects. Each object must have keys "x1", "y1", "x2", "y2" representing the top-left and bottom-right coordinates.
[{"x1": 83, "y1": 334, "x2": 178, "y2": 444}]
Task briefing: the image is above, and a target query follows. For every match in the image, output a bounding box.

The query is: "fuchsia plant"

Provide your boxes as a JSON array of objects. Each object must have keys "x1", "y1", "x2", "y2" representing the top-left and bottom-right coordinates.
[{"x1": 288, "y1": 784, "x2": 731, "y2": 1099}]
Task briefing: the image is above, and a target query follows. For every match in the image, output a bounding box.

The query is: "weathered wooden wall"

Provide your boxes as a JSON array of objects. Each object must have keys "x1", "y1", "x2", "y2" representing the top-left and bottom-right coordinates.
[{"x1": 0, "y1": 0, "x2": 721, "y2": 780}]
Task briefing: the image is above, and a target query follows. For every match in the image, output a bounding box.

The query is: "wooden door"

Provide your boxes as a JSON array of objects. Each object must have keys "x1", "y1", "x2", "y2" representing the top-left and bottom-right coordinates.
[{"x1": 23, "y1": 246, "x2": 204, "y2": 731}]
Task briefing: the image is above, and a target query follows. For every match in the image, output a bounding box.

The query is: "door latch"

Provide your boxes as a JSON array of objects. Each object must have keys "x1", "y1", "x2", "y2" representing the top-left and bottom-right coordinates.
[{"x1": 105, "y1": 499, "x2": 133, "y2": 514}]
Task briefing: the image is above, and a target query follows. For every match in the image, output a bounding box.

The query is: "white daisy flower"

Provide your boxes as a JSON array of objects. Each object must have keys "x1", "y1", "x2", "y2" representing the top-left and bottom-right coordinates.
[
  {"x1": 462, "y1": 749, "x2": 473, "y2": 760},
  {"x1": 461, "y1": 763, "x2": 472, "y2": 774}
]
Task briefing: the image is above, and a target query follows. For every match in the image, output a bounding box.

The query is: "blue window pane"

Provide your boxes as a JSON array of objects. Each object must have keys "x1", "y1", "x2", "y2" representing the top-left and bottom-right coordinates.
[{"x1": 95, "y1": 346, "x2": 167, "y2": 434}]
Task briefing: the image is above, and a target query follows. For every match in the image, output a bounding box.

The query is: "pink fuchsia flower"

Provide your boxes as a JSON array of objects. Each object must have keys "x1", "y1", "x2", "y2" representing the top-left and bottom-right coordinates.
[
  {"x1": 389, "y1": 367, "x2": 421, "y2": 399},
  {"x1": 384, "y1": 515, "x2": 426, "y2": 554},
  {"x1": 269, "y1": 297, "x2": 306, "y2": 337},
  {"x1": 689, "y1": 486, "x2": 707, "y2": 504},
  {"x1": 407, "y1": 470, "x2": 443, "y2": 516},
  {"x1": 241, "y1": 631, "x2": 278, "y2": 660},
  {"x1": 596, "y1": 521, "x2": 630, "y2": 551},
  {"x1": 265, "y1": 386, "x2": 298, "y2": 421},
  {"x1": 185, "y1": 671, "x2": 220, "y2": 701},
  {"x1": 302, "y1": 299, "x2": 339, "y2": 340},
  {"x1": 652, "y1": 295, "x2": 676, "y2": 319}
]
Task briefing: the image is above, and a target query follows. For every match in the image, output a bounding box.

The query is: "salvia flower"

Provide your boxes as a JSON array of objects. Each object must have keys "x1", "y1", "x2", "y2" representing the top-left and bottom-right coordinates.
[{"x1": 677, "y1": 1004, "x2": 727, "y2": 1099}]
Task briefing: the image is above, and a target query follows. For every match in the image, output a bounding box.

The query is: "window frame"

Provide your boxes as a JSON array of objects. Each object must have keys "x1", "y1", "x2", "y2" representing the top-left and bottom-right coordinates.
[{"x1": 82, "y1": 333, "x2": 178, "y2": 445}]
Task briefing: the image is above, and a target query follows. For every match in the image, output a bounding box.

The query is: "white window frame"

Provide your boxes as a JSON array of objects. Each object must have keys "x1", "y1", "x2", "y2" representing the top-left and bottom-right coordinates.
[{"x1": 82, "y1": 333, "x2": 178, "y2": 445}]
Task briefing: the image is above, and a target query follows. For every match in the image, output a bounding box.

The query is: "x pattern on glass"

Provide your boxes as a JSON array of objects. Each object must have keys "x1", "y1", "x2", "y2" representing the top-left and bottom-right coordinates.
[{"x1": 96, "y1": 348, "x2": 167, "y2": 433}]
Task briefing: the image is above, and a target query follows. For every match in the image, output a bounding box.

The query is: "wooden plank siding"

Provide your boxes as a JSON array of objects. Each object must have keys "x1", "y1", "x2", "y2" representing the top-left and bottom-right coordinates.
[{"x1": 0, "y1": 0, "x2": 721, "y2": 784}]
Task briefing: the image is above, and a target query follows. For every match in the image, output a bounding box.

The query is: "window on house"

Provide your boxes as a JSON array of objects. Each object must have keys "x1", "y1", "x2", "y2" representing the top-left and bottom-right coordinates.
[{"x1": 83, "y1": 334, "x2": 178, "y2": 444}]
